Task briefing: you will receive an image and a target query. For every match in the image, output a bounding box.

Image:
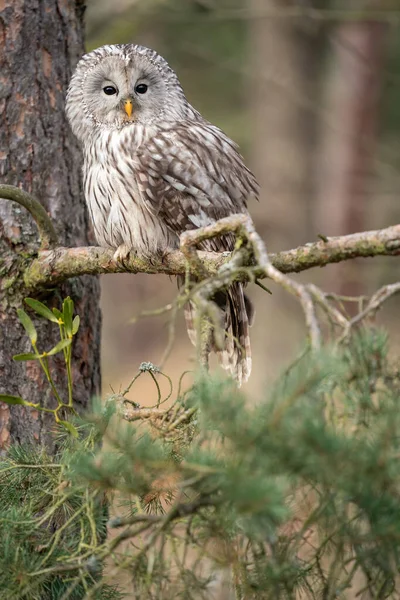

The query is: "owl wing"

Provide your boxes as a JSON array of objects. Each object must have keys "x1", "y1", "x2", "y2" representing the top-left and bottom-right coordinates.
[
  {"x1": 135, "y1": 120, "x2": 258, "y2": 384},
  {"x1": 135, "y1": 121, "x2": 259, "y2": 251}
]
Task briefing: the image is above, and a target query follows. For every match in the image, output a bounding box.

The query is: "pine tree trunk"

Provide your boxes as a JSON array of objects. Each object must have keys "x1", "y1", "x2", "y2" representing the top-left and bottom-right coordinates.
[
  {"x1": 249, "y1": 0, "x2": 323, "y2": 380},
  {"x1": 250, "y1": 0, "x2": 321, "y2": 249},
  {"x1": 315, "y1": 21, "x2": 387, "y2": 301},
  {"x1": 0, "y1": 0, "x2": 101, "y2": 450}
]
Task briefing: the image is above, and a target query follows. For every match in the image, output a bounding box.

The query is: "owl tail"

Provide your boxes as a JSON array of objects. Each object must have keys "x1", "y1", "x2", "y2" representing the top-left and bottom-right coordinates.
[{"x1": 183, "y1": 281, "x2": 254, "y2": 386}]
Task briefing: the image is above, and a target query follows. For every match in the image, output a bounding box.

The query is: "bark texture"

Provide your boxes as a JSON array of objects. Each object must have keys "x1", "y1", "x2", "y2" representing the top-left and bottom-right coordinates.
[{"x1": 0, "y1": 0, "x2": 101, "y2": 449}]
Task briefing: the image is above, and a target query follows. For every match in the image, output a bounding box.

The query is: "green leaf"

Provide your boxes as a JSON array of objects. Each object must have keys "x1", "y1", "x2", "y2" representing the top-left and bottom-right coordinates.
[
  {"x1": 58, "y1": 420, "x2": 78, "y2": 438},
  {"x1": 25, "y1": 298, "x2": 59, "y2": 323},
  {"x1": 72, "y1": 315, "x2": 80, "y2": 335},
  {"x1": 13, "y1": 353, "x2": 41, "y2": 361},
  {"x1": 63, "y1": 297, "x2": 74, "y2": 335},
  {"x1": 52, "y1": 307, "x2": 63, "y2": 320},
  {"x1": 0, "y1": 394, "x2": 30, "y2": 406},
  {"x1": 17, "y1": 309, "x2": 37, "y2": 345},
  {"x1": 46, "y1": 339, "x2": 72, "y2": 357}
]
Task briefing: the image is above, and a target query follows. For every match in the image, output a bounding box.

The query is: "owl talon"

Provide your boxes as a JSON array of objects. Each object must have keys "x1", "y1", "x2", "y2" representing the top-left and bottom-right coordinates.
[
  {"x1": 161, "y1": 248, "x2": 174, "y2": 262},
  {"x1": 114, "y1": 244, "x2": 133, "y2": 266}
]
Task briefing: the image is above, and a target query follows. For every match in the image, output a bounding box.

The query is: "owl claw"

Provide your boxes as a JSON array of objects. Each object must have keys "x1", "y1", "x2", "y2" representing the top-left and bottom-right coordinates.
[{"x1": 113, "y1": 244, "x2": 133, "y2": 266}]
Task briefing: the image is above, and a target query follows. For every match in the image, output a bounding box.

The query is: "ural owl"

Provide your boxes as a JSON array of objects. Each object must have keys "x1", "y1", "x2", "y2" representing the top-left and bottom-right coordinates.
[{"x1": 66, "y1": 44, "x2": 259, "y2": 384}]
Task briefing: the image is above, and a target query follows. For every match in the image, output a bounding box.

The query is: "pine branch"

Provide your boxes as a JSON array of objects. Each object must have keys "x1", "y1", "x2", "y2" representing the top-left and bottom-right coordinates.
[{"x1": 2, "y1": 327, "x2": 400, "y2": 598}]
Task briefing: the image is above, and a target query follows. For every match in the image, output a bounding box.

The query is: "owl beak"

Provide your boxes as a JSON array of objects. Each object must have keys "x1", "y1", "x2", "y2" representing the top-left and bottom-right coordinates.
[{"x1": 124, "y1": 98, "x2": 134, "y2": 118}]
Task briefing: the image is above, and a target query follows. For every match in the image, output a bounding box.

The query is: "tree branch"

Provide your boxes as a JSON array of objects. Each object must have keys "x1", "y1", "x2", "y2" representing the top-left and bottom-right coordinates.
[
  {"x1": 23, "y1": 223, "x2": 400, "y2": 291},
  {"x1": 1, "y1": 185, "x2": 399, "y2": 291},
  {"x1": 0, "y1": 184, "x2": 58, "y2": 250}
]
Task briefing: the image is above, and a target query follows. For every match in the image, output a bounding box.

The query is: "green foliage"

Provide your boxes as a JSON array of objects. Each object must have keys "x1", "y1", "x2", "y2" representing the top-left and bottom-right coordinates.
[
  {"x1": 0, "y1": 425, "x2": 120, "y2": 599},
  {"x1": 3, "y1": 309, "x2": 400, "y2": 597},
  {"x1": 0, "y1": 297, "x2": 80, "y2": 436}
]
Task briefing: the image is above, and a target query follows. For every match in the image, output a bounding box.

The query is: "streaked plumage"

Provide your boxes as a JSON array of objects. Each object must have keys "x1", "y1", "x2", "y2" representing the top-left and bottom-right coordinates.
[{"x1": 66, "y1": 44, "x2": 259, "y2": 384}]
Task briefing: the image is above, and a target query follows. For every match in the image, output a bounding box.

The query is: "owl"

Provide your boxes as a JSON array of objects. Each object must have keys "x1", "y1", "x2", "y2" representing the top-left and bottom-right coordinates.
[{"x1": 66, "y1": 44, "x2": 259, "y2": 385}]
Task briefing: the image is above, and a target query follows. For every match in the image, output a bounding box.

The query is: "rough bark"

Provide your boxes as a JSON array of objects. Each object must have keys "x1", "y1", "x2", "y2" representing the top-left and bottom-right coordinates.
[{"x1": 0, "y1": 0, "x2": 101, "y2": 450}]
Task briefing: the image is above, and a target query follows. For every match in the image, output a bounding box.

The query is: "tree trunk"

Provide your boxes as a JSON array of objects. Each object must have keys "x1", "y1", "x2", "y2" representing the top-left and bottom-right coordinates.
[
  {"x1": 249, "y1": 0, "x2": 323, "y2": 380},
  {"x1": 250, "y1": 0, "x2": 322, "y2": 249},
  {"x1": 0, "y1": 0, "x2": 101, "y2": 450},
  {"x1": 315, "y1": 21, "x2": 387, "y2": 300}
]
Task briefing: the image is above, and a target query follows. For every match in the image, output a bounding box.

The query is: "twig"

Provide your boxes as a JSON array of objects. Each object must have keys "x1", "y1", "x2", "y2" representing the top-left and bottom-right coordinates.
[
  {"x1": 117, "y1": 402, "x2": 195, "y2": 427},
  {"x1": 181, "y1": 214, "x2": 321, "y2": 349},
  {"x1": 82, "y1": 494, "x2": 218, "y2": 599},
  {"x1": 307, "y1": 284, "x2": 349, "y2": 330},
  {"x1": 263, "y1": 261, "x2": 321, "y2": 349},
  {"x1": 0, "y1": 184, "x2": 58, "y2": 250},
  {"x1": 255, "y1": 280, "x2": 272, "y2": 294},
  {"x1": 339, "y1": 282, "x2": 400, "y2": 342},
  {"x1": 116, "y1": 402, "x2": 168, "y2": 422},
  {"x1": 159, "y1": 300, "x2": 180, "y2": 368},
  {"x1": 129, "y1": 302, "x2": 175, "y2": 324},
  {"x1": 350, "y1": 282, "x2": 400, "y2": 326}
]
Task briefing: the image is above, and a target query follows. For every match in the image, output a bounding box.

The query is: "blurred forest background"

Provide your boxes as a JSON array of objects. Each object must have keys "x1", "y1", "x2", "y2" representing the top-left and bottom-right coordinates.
[{"x1": 84, "y1": 0, "x2": 400, "y2": 401}]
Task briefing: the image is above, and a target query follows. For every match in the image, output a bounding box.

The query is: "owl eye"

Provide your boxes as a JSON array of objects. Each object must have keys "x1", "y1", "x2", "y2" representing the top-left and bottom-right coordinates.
[
  {"x1": 135, "y1": 83, "x2": 148, "y2": 95},
  {"x1": 103, "y1": 86, "x2": 118, "y2": 96}
]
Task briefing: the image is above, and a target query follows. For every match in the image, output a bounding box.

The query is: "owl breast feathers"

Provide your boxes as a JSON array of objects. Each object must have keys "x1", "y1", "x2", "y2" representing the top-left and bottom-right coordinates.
[{"x1": 66, "y1": 43, "x2": 260, "y2": 385}]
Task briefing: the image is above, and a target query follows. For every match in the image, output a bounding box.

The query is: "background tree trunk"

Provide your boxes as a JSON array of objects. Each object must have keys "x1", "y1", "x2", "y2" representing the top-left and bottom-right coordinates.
[
  {"x1": 0, "y1": 0, "x2": 101, "y2": 450},
  {"x1": 316, "y1": 21, "x2": 387, "y2": 302},
  {"x1": 249, "y1": 0, "x2": 323, "y2": 382}
]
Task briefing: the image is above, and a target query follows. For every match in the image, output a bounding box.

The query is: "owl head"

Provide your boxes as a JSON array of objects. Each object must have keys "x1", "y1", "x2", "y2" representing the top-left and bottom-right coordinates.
[{"x1": 66, "y1": 44, "x2": 190, "y2": 141}]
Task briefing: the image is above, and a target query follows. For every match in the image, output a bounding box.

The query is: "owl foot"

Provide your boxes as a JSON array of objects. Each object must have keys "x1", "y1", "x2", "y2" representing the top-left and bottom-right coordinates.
[
  {"x1": 113, "y1": 244, "x2": 133, "y2": 267},
  {"x1": 160, "y1": 248, "x2": 176, "y2": 265}
]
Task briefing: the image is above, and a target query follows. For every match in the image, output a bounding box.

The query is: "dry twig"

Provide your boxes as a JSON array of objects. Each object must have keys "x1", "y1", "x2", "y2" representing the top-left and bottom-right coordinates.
[{"x1": 180, "y1": 214, "x2": 322, "y2": 349}]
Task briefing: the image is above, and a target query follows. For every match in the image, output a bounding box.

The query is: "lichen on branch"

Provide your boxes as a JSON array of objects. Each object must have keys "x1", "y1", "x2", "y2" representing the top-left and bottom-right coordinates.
[
  {"x1": 21, "y1": 222, "x2": 400, "y2": 291},
  {"x1": 1, "y1": 184, "x2": 400, "y2": 293}
]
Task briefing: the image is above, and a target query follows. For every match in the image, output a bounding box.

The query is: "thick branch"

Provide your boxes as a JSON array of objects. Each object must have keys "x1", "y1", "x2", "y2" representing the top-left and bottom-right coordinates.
[
  {"x1": 23, "y1": 223, "x2": 400, "y2": 290},
  {"x1": 1, "y1": 185, "x2": 399, "y2": 289},
  {"x1": 0, "y1": 184, "x2": 58, "y2": 250}
]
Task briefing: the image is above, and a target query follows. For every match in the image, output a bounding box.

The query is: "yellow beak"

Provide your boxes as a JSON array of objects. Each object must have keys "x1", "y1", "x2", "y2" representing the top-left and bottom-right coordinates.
[{"x1": 124, "y1": 99, "x2": 133, "y2": 118}]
